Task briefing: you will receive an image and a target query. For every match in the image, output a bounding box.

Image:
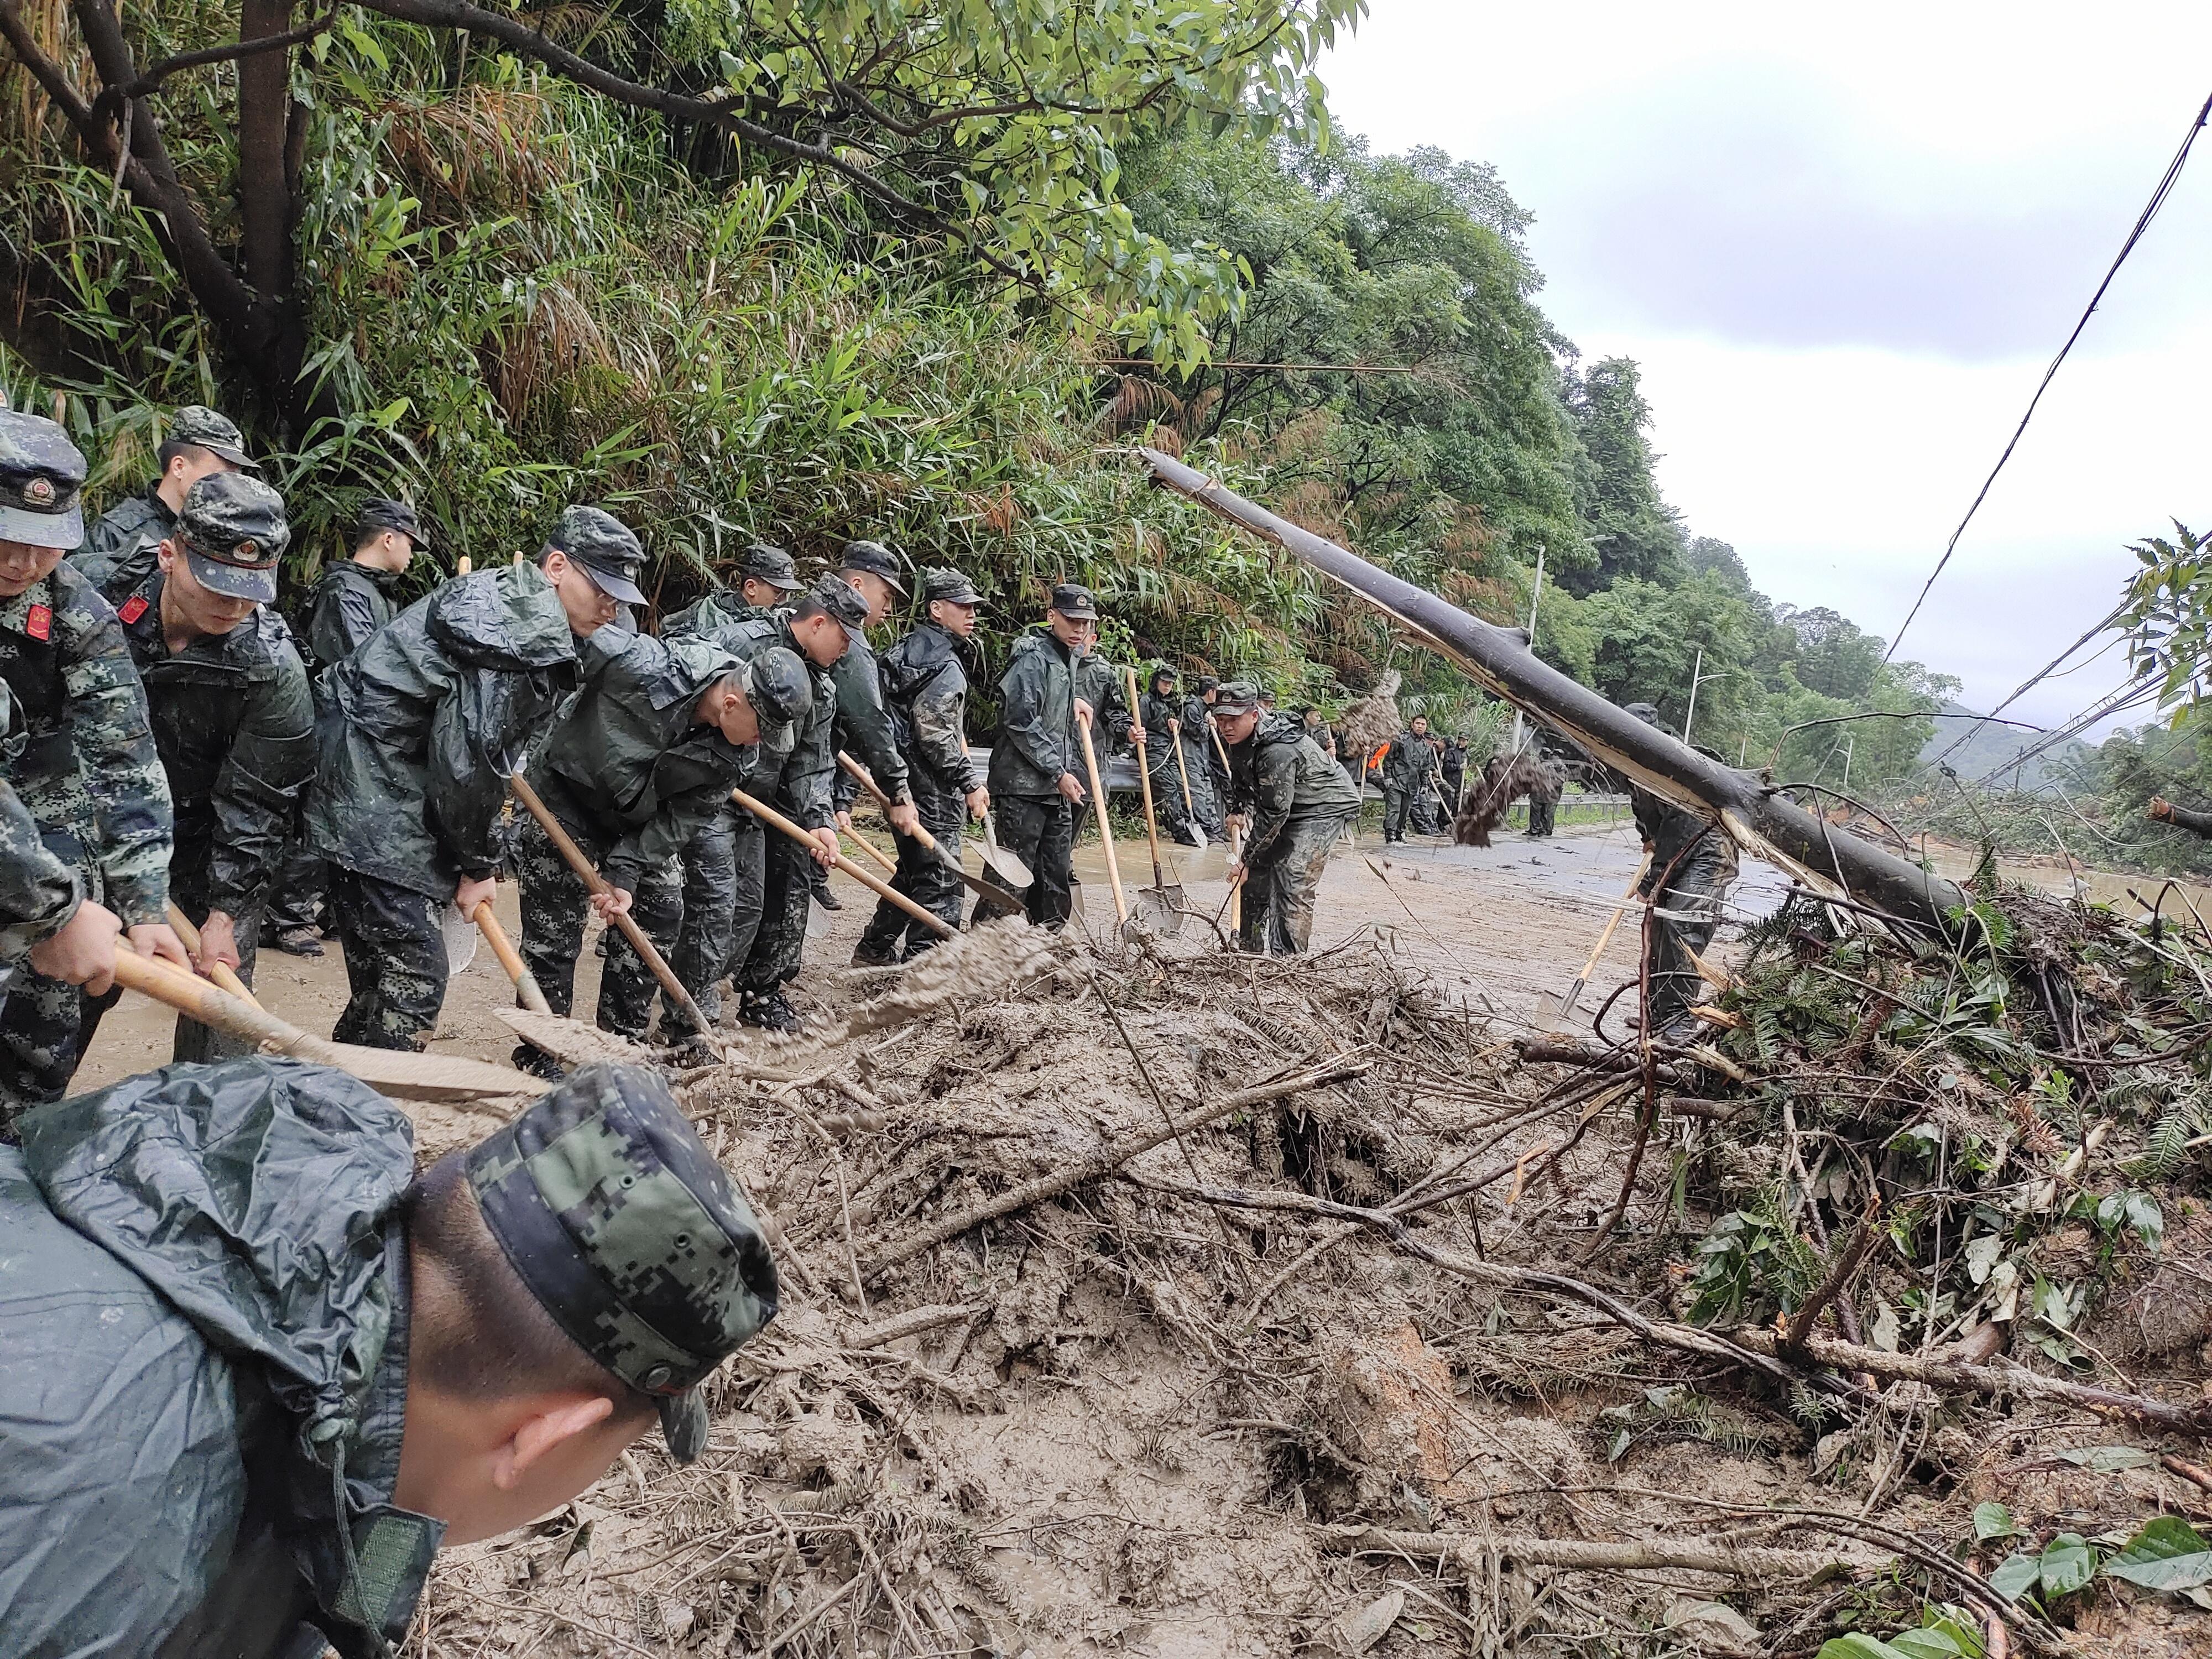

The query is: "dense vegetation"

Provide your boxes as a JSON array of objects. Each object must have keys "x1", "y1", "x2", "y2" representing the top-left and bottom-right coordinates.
[{"x1": 3, "y1": 1, "x2": 1951, "y2": 785}]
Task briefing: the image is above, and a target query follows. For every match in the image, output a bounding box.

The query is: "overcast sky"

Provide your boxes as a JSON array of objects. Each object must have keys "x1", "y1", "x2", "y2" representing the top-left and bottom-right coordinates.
[{"x1": 1320, "y1": 1, "x2": 2212, "y2": 734}]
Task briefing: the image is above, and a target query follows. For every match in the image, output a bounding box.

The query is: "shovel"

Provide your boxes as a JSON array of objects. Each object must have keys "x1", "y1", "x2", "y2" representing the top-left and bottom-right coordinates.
[
  {"x1": 1126, "y1": 668, "x2": 1185, "y2": 935},
  {"x1": 471, "y1": 899, "x2": 554, "y2": 1015},
  {"x1": 1073, "y1": 707, "x2": 1129, "y2": 931},
  {"x1": 111, "y1": 946, "x2": 542, "y2": 1103},
  {"x1": 1556, "y1": 855, "x2": 1651, "y2": 1021},
  {"x1": 957, "y1": 732, "x2": 1031, "y2": 894},
  {"x1": 835, "y1": 752, "x2": 1022, "y2": 919},
  {"x1": 508, "y1": 770, "x2": 721, "y2": 1041},
  {"x1": 1166, "y1": 718, "x2": 1208, "y2": 850},
  {"x1": 166, "y1": 901, "x2": 263, "y2": 1009}
]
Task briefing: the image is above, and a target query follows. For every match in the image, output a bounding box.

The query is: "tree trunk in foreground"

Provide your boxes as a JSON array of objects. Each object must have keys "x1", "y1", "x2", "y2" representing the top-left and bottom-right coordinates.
[{"x1": 1138, "y1": 447, "x2": 1965, "y2": 931}]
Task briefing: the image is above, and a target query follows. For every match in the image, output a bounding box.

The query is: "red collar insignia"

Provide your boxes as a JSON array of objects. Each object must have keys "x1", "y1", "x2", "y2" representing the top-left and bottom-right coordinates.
[
  {"x1": 25, "y1": 603, "x2": 51, "y2": 642},
  {"x1": 118, "y1": 594, "x2": 149, "y2": 624}
]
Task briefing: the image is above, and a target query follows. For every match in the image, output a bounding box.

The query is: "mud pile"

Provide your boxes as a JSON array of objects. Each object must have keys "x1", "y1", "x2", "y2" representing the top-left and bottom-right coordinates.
[{"x1": 415, "y1": 910, "x2": 2212, "y2": 1658}]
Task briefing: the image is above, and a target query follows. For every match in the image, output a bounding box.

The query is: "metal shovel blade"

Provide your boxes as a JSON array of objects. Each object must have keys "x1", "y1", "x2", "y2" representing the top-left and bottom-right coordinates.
[
  {"x1": 980, "y1": 812, "x2": 1032, "y2": 891},
  {"x1": 1133, "y1": 883, "x2": 1185, "y2": 937}
]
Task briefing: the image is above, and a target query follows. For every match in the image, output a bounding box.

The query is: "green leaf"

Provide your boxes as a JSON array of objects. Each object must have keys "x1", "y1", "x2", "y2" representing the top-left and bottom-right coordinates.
[
  {"x1": 2104, "y1": 1517, "x2": 2212, "y2": 1592},
  {"x1": 1816, "y1": 1637, "x2": 1907, "y2": 1659},
  {"x1": 1971, "y1": 1501, "x2": 2017, "y2": 1542},
  {"x1": 1987, "y1": 1552, "x2": 2042, "y2": 1602},
  {"x1": 2038, "y1": 1533, "x2": 2096, "y2": 1598},
  {"x1": 1887, "y1": 1629, "x2": 1969, "y2": 1659}
]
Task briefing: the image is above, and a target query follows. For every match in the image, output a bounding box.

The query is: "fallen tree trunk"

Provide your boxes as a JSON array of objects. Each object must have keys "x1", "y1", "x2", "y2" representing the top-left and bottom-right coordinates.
[
  {"x1": 1325, "y1": 1525, "x2": 1872, "y2": 1580},
  {"x1": 1139, "y1": 448, "x2": 1965, "y2": 931}
]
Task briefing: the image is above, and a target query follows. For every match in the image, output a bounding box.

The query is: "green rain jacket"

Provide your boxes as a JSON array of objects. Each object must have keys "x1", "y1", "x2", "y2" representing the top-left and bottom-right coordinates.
[
  {"x1": 1225, "y1": 713, "x2": 1362, "y2": 860},
  {"x1": 532, "y1": 628, "x2": 752, "y2": 894},
  {"x1": 987, "y1": 628, "x2": 1079, "y2": 800},
  {"x1": 71, "y1": 480, "x2": 173, "y2": 601},
  {"x1": 309, "y1": 561, "x2": 578, "y2": 901},
  {"x1": 115, "y1": 573, "x2": 314, "y2": 918},
  {"x1": 303, "y1": 560, "x2": 404, "y2": 675},
  {"x1": 0, "y1": 1057, "x2": 438, "y2": 1658},
  {"x1": 695, "y1": 613, "x2": 837, "y2": 829}
]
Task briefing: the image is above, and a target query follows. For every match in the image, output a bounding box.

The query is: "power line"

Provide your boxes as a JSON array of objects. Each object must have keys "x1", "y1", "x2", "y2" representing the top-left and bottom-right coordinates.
[
  {"x1": 1926, "y1": 599, "x2": 2129, "y2": 768},
  {"x1": 1886, "y1": 85, "x2": 2212, "y2": 663}
]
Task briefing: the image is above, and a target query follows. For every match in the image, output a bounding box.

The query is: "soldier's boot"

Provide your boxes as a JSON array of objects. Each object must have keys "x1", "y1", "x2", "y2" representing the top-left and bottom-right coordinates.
[
  {"x1": 851, "y1": 936, "x2": 900, "y2": 968},
  {"x1": 510, "y1": 1044, "x2": 566, "y2": 1081},
  {"x1": 270, "y1": 924, "x2": 325, "y2": 958},
  {"x1": 809, "y1": 863, "x2": 842, "y2": 911},
  {"x1": 738, "y1": 987, "x2": 803, "y2": 1033}
]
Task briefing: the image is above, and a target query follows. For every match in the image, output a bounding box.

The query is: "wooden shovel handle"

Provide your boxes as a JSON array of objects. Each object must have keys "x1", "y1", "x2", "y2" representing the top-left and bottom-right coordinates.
[
  {"x1": 730, "y1": 785, "x2": 953, "y2": 940},
  {"x1": 165, "y1": 900, "x2": 263, "y2": 1009},
  {"x1": 1575, "y1": 857, "x2": 1653, "y2": 980},
  {"x1": 1167, "y1": 717, "x2": 1202, "y2": 821},
  {"x1": 472, "y1": 900, "x2": 553, "y2": 1016},
  {"x1": 836, "y1": 751, "x2": 945, "y2": 855},
  {"x1": 838, "y1": 817, "x2": 901, "y2": 874},
  {"x1": 114, "y1": 948, "x2": 337, "y2": 1062},
  {"x1": 1073, "y1": 712, "x2": 1128, "y2": 925},
  {"x1": 507, "y1": 771, "x2": 715, "y2": 1034}
]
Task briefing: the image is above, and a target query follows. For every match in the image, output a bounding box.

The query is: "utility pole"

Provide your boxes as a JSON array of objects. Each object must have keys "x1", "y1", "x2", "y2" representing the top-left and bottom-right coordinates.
[
  {"x1": 1841, "y1": 734, "x2": 1855, "y2": 791},
  {"x1": 1509, "y1": 546, "x2": 1543, "y2": 756},
  {"x1": 1682, "y1": 646, "x2": 1705, "y2": 747}
]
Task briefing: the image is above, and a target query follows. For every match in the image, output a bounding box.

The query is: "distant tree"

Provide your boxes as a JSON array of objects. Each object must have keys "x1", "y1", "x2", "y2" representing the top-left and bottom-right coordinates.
[
  {"x1": 1776, "y1": 605, "x2": 1885, "y2": 702},
  {"x1": 1559, "y1": 356, "x2": 1685, "y2": 593}
]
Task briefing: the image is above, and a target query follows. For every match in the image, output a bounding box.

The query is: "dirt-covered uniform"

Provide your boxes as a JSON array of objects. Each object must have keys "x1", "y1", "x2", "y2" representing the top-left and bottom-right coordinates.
[
  {"x1": 1629, "y1": 764, "x2": 1739, "y2": 1037},
  {"x1": 0, "y1": 682, "x2": 87, "y2": 1021},
  {"x1": 987, "y1": 626, "x2": 1084, "y2": 928},
  {"x1": 518, "y1": 629, "x2": 750, "y2": 1040},
  {"x1": 1224, "y1": 707, "x2": 1360, "y2": 954},
  {"x1": 0, "y1": 559, "x2": 172, "y2": 1115},
  {"x1": 1526, "y1": 757, "x2": 1563, "y2": 837},
  {"x1": 309, "y1": 561, "x2": 578, "y2": 1048},
  {"x1": 859, "y1": 611, "x2": 985, "y2": 958},
  {"x1": 71, "y1": 479, "x2": 173, "y2": 599},
  {"x1": 1177, "y1": 691, "x2": 1227, "y2": 836}
]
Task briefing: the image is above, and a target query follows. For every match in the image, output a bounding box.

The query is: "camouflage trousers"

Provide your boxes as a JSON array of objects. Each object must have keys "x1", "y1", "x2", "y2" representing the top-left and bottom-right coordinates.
[
  {"x1": 0, "y1": 880, "x2": 260, "y2": 1130},
  {"x1": 988, "y1": 794, "x2": 1073, "y2": 930},
  {"x1": 1238, "y1": 810, "x2": 1353, "y2": 956},
  {"x1": 1526, "y1": 795, "x2": 1556, "y2": 837},
  {"x1": 264, "y1": 787, "x2": 326, "y2": 935},
  {"x1": 670, "y1": 805, "x2": 766, "y2": 1034},
  {"x1": 514, "y1": 812, "x2": 682, "y2": 1040},
  {"x1": 327, "y1": 867, "x2": 446, "y2": 1051},
  {"x1": 859, "y1": 778, "x2": 966, "y2": 960},
  {"x1": 1644, "y1": 849, "x2": 1732, "y2": 1036},
  {"x1": 1383, "y1": 787, "x2": 1414, "y2": 842},
  {"x1": 737, "y1": 821, "x2": 816, "y2": 997}
]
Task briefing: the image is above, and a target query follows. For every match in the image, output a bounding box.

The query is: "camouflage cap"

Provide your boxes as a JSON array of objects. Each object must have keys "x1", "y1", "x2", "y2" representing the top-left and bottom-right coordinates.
[
  {"x1": 921, "y1": 566, "x2": 983, "y2": 607},
  {"x1": 357, "y1": 497, "x2": 426, "y2": 545},
  {"x1": 837, "y1": 538, "x2": 906, "y2": 596},
  {"x1": 801, "y1": 571, "x2": 869, "y2": 629},
  {"x1": 1213, "y1": 679, "x2": 1262, "y2": 714},
  {"x1": 0, "y1": 410, "x2": 88, "y2": 550},
  {"x1": 1195, "y1": 675, "x2": 1219, "y2": 695},
  {"x1": 549, "y1": 505, "x2": 649, "y2": 607},
  {"x1": 1047, "y1": 581, "x2": 1097, "y2": 621},
  {"x1": 466, "y1": 1062, "x2": 779, "y2": 1464},
  {"x1": 737, "y1": 541, "x2": 802, "y2": 592},
  {"x1": 176, "y1": 472, "x2": 289, "y2": 603},
  {"x1": 738, "y1": 644, "x2": 811, "y2": 757},
  {"x1": 167, "y1": 404, "x2": 259, "y2": 472}
]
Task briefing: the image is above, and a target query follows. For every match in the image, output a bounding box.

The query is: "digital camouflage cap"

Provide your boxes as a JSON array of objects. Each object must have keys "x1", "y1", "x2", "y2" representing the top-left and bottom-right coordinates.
[
  {"x1": 1212, "y1": 679, "x2": 1261, "y2": 714},
  {"x1": 0, "y1": 409, "x2": 88, "y2": 549},
  {"x1": 802, "y1": 570, "x2": 869, "y2": 629},
  {"x1": 175, "y1": 471, "x2": 289, "y2": 603},
  {"x1": 550, "y1": 505, "x2": 649, "y2": 607},
  {"x1": 921, "y1": 566, "x2": 983, "y2": 607},
  {"x1": 1047, "y1": 582, "x2": 1097, "y2": 621},
  {"x1": 166, "y1": 404, "x2": 259, "y2": 471},
  {"x1": 739, "y1": 644, "x2": 811, "y2": 757},
  {"x1": 466, "y1": 1062, "x2": 779, "y2": 1463},
  {"x1": 357, "y1": 497, "x2": 426, "y2": 545},
  {"x1": 837, "y1": 538, "x2": 906, "y2": 596},
  {"x1": 737, "y1": 541, "x2": 802, "y2": 592}
]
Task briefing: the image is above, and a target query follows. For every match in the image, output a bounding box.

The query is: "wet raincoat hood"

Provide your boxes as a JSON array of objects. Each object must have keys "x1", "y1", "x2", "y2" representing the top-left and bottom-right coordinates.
[{"x1": 4, "y1": 1058, "x2": 437, "y2": 1657}]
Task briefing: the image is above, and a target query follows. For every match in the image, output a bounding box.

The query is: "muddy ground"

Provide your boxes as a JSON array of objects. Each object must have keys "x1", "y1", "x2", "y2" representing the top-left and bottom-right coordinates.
[{"x1": 74, "y1": 818, "x2": 2212, "y2": 1657}]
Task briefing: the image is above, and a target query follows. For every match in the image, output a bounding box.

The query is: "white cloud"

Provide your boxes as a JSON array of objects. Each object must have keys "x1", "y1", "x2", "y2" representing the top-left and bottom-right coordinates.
[{"x1": 1320, "y1": 1, "x2": 2212, "y2": 732}]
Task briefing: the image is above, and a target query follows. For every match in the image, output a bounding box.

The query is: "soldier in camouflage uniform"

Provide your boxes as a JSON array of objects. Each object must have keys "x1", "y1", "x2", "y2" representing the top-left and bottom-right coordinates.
[
  {"x1": 0, "y1": 680, "x2": 129, "y2": 1043},
  {"x1": 1380, "y1": 714, "x2": 1433, "y2": 844},
  {"x1": 727, "y1": 578, "x2": 865, "y2": 1032},
  {"x1": 0, "y1": 411, "x2": 184, "y2": 1117},
  {"x1": 853, "y1": 567, "x2": 990, "y2": 963},
  {"x1": 1136, "y1": 665, "x2": 1197, "y2": 844},
  {"x1": 0, "y1": 1057, "x2": 776, "y2": 1657},
  {"x1": 518, "y1": 614, "x2": 810, "y2": 1046},
  {"x1": 985, "y1": 584, "x2": 1100, "y2": 928},
  {"x1": 1215, "y1": 681, "x2": 1361, "y2": 954},
  {"x1": 268, "y1": 497, "x2": 426, "y2": 956},
  {"x1": 72, "y1": 404, "x2": 258, "y2": 600},
  {"x1": 309, "y1": 549, "x2": 591, "y2": 1050},
  {"x1": 1624, "y1": 701, "x2": 1739, "y2": 1039},
  {"x1": 663, "y1": 541, "x2": 804, "y2": 1033},
  {"x1": 110, "y1": 472, "x2": 316, "y2": 1065},
  {"x1": 823, "y1": 541, "x2": 922, "y2": 912}
]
